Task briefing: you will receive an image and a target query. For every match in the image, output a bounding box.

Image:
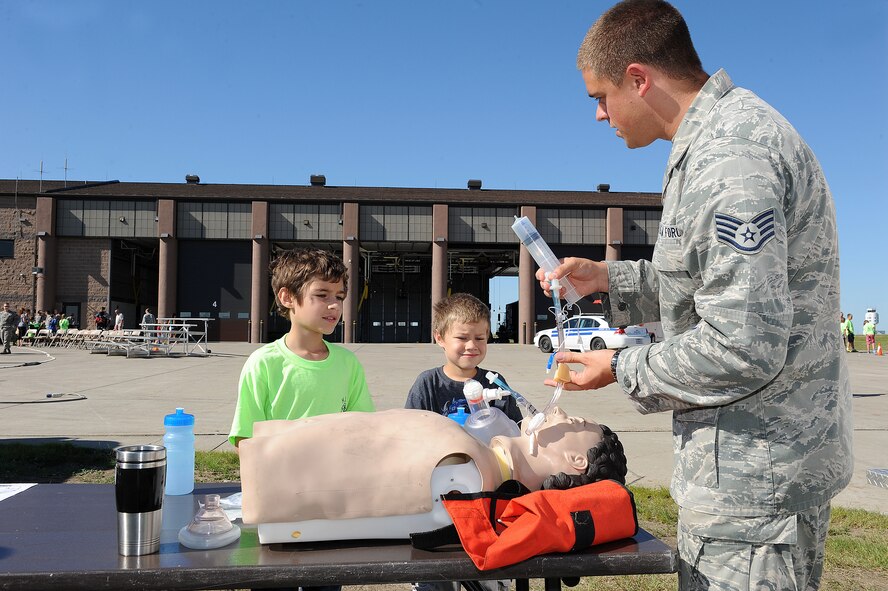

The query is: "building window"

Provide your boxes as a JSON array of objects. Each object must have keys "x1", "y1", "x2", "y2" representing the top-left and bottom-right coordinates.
[
  {"x1": 57, "y1": 199, "x2": 156, "y2": 238},
  {"x1": 448, "y1": 206, "x2": 516, "y2": 243},
  {"x1": 269, "y1": 203, "x2": 340, "y2": 241},
  {"x1": 359, "y1": 205, "x2": 432, "y2": 242},
  {"x1": 177, "y1": 202, "x2": 252, "y2": 239},
  {"x1": 0, "y1": 239, "x2": 13, "y2": 258},
  {"x1": 624, "y1": 209, "x2": 661, "y2": 245},
  {"x1": 538, "y1": 208, "x2": 607, "y2": 245}
]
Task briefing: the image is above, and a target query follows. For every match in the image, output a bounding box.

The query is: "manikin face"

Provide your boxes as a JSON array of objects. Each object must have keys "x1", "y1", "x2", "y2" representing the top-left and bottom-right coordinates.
[
  {"x1": 491, "y1": 407, "x2": 604, "y2": 490},
  {"x1": 281, "y1": 278, "x2": 345, "y2": 336},
  {"x1": 582, "y1": 68, "x2": 658, "y2": 149},
  {"x1": 435, "y1": 320, "x2": 489, "y2": 376}
]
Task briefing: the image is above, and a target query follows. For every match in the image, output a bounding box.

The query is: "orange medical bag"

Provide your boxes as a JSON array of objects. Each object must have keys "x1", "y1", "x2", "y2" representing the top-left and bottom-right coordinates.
[{"x1": 412, "y1": 479, "x2": 638, "y2": 570}]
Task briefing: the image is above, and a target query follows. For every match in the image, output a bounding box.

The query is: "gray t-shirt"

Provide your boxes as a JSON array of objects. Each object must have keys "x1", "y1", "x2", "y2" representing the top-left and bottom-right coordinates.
[{"x1": 404, "y1": 366, "x2": 523, "y2": 424}]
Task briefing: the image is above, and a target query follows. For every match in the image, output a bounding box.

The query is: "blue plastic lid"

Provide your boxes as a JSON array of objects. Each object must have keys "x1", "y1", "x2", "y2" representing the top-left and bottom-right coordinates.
[
  {"x1": 447, "y1": 407, "x2": 469, "y2": 426},
  {"x1": 164, "y1": 407, "x2": 194, "y2": 426}
]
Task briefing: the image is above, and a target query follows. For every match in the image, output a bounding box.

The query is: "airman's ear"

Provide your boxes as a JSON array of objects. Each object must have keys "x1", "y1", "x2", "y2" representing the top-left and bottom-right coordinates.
[
  {"x1": 433, "y1": 330, "x2": 445, "y2": 345},
  {"x1": 563, "y1": 450, "x2": 588, "y2": 473},
  {"x1": 626, "y1": 63, "x2": 652, "y2": 98}
]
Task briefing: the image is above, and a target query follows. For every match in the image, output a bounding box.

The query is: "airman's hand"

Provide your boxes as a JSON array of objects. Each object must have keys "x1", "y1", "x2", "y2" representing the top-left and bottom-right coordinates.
[
  {"x1": 543, "y1": 350, "x2": 616, "y2": 391},
  {"x1": 535, "y1": 258, "x2": 610, "y2": 299}
]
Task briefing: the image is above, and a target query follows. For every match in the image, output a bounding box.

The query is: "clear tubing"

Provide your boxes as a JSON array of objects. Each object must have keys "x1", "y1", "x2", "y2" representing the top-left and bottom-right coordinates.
[
  {"x1": 542, "y1": 382, "x2": 564, "y2": 416},
  {"x1": 550, "y1": 277, "x2": 565, "y2": 353},
  {"x1": 485, "y1": 372, "x2": 539, "y2": 416},
  {"x1": 511, "y1": 216, "x2": 582, "y2": 306},
  {"x1": 550, "y1": 277, "x2": 564, "y2": 318},
  {"x1": 540, "y1": 295, "x2": 569, "y2": 423}
]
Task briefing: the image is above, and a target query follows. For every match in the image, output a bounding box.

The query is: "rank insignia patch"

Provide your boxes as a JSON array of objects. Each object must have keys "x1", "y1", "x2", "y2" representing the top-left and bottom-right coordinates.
[{"x1": 714, "y1": 209, "x2": 775, "y2": 254}]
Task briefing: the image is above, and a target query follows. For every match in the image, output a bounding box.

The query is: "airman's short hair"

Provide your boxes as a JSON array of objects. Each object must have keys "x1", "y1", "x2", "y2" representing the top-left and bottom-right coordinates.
[{"x1": 577, "y1": 0, "x2": 705, "y2": 85}]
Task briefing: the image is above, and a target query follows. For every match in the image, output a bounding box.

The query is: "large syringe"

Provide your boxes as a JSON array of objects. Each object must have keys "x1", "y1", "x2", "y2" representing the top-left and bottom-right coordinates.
[
  {"x1": 510, "y1": 216, "x2": 582, "y2": 306},
  {"x1": 510, "y1": 215, "x2": 581, "y2": 439}
]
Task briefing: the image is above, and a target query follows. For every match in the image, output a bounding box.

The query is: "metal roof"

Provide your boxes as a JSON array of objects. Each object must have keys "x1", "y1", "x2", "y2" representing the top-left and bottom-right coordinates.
[{"x1": 0, "y1": 179, "x2": 662, "y2": 208}]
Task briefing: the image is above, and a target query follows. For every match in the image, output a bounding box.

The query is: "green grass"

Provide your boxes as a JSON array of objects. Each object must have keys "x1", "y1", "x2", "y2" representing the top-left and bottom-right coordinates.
[
  {"x1": 1, "y1": 443, "x2": 885, "y2": 590},
  {"x1": 825, "y1": 508, "x2": 888, "y2": 571},
  {"x1": 853, "y1": 333, "x2": 888, "y2": 353},
  {"x1": 0, "y1": 444, "x2": 241, "y2": 485}
]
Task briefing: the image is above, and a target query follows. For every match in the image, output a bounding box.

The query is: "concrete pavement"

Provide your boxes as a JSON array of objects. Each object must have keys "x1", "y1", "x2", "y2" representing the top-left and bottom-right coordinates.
[{"x1": 0, "y1": 341, "x2": 885, "y2": 514}]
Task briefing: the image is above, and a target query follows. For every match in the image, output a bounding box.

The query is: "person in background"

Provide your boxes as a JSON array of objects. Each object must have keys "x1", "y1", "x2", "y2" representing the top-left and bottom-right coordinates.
[
  {"x1": 844, "y1": 313, "x2": 856, "y2": 352},
  {"x1": 141, "y1": 308, "x2": 156, "y2": 343},
  {"x1": 95, "y1": 307, "x2": 109, "y2": 330},
  {"x1": 47, "y1": 313, "x2": 59, "y2": 336},
  {"x1": 113, "y1": 307, "x2": 125, "y2": 331},
  {"x1": 16, "y1": 308, "x2": 28, "y2": 346},
  {"x1": 862, "y1": 319, "x2": 876, "y2": 354},
  {"x1": 540, "y1": 1, "x2": 853, "y2": 589},
  {"x1": 0, "y1": 303, "x2": 19, "y2": 354},
  {"x1": 840, "y1": 313, "x2": 846, "y2": 350}
]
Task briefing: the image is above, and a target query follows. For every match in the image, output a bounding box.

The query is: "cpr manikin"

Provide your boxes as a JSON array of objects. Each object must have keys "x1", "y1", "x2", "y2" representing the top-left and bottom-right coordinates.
[{"x1": 238, "y1": 408, "x2": 624, "y2": 543}]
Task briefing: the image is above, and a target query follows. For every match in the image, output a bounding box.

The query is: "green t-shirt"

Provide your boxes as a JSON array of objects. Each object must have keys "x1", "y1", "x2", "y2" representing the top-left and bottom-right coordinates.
[
  {"x1": 229, "y1": 337, "x2": 374, "y2": 446},
  {"x1": 59, "y1": 317, "x2": 70, "y2": 331},
  {"x1": 844, "y1": 319, "x2": 855, "y2": 334},
  {"x1": 863, "y1": 323, "x2": 876, "y2": 336}
]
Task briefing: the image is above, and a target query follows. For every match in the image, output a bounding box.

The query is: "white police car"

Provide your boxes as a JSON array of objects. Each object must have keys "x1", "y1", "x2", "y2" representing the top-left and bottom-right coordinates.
[{"x1": 533, "y1": 314, "x2": 652, "y2": 353}]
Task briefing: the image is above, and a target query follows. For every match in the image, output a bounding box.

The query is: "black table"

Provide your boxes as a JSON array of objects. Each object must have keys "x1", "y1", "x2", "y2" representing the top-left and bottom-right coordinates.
[{"x1": 0, "y1": 483, "x2": 676, "y2": 591}]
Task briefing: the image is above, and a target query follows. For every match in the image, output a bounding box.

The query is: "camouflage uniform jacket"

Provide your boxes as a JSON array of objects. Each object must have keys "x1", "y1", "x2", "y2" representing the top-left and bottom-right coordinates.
[
  {"x1": 605, "y1": 69, "x2": 853, "y2": 517},
  {"x1": 0, "y1": 309, "x2": 19, "y2": 329}
]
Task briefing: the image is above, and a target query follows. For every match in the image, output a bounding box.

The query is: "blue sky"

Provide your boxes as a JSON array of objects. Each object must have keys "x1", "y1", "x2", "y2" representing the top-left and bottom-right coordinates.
[{"x1": 2, "y1": 1, "x2": 886, "y2": 328}]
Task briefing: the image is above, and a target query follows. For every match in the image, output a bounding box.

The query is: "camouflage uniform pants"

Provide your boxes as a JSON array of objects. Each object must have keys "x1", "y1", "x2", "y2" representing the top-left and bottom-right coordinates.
[
  {"x1": 1, "y1": 326, "x2": 16, "y2": 351},
  {"x1": 677, "y1": 502, "x2": 831, "y2": 591}
]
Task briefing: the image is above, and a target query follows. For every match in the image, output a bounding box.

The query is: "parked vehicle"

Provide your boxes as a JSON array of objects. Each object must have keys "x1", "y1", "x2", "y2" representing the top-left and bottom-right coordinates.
[{"x1": 533, "y1": 314, "x2": 652, "y2": 353}]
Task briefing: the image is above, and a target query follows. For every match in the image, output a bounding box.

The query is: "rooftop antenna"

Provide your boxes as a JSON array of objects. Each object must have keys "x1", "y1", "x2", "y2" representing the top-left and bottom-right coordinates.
[
  {"x1": 64, "y1": 157, "x2": 69, "y2": 187},
  {"x1": 38, "y1": 160, "x2": 44, "y2": 193}
]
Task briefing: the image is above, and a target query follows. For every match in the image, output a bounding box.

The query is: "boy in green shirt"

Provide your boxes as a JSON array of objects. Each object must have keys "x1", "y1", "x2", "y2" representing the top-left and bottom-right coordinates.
[
  {"x1": 844, "y1": 313, "x2": 856, "y2": 352},
  {"x1": 229, "y1": 248, "x2": 375, "y2": 450}
]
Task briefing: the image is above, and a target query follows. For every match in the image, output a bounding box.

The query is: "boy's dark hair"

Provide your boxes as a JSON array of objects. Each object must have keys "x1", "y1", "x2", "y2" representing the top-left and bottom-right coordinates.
[
  {"x1": 577, "y1": 0, "x2": 705, "y2": 85},
  {"x1": 432, "y1": 293, "x2": 490, "y2": 337},
  {"x1": 540, "y1": 424, "x2": 628, "y2": 489},
  {"x1": 270, "y1": 248, "x2": 348, "y2": 318}
]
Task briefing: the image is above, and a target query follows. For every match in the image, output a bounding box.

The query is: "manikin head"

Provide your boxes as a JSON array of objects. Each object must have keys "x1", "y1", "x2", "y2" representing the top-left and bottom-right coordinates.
[{"x1": 491, "y1": 407, "x2": 627, "y2": 491}]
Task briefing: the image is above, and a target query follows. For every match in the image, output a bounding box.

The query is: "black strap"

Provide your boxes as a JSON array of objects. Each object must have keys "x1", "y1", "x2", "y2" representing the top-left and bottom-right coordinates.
[
  {"x1": 411, "y1": 480, "x2": 531, "y2": 551},
  {"x1": 440, "y1": 479, "x2": 530, "y2": 502},
  {"x1": 570, "y1": 509, "x2": 595, "y2": 551},
  {"x1": 410, "y1": 524, "x2": 461, "y2": 550}
]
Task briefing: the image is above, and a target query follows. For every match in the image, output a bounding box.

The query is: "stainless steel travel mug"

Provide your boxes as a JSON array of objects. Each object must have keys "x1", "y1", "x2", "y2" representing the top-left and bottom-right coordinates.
[{"x1": 115, "y1": 444, "x2": 166, "y2": 556}]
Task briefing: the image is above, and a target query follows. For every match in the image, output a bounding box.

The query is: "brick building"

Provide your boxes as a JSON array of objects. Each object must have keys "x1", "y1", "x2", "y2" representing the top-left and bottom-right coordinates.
[{"x1": 0, "y1": 176, "x2": 661, "y2": 343}]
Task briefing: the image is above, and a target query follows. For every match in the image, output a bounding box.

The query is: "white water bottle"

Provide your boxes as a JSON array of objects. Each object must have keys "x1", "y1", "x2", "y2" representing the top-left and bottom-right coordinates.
[{"x1": 163, "y1": 407, "x2": 195, "y2": 495}]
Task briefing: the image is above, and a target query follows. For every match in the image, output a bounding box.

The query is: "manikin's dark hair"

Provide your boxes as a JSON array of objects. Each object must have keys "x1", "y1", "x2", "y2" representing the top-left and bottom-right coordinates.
[{"x1": 540, "y1": 424, "x2": 628, "y2": 490}]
